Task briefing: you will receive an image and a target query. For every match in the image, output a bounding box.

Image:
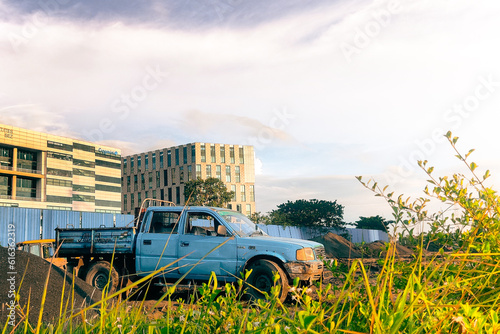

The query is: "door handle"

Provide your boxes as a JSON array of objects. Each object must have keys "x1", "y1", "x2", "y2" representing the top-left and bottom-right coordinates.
[
  {"x1": 181, "y1": 241, "x2": 189, "y2": 247},
  {"x1": 143, "y1": 240, "x2": 152, "y2": 245}
]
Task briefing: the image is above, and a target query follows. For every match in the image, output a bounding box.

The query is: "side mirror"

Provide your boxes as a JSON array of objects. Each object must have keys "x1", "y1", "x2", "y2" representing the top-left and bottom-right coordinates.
[{"x1": 217, "y1": 225, "x2": 227, "y2": 236}]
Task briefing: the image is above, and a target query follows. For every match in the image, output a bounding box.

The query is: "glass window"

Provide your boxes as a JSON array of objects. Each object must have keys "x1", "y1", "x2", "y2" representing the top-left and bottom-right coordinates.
[
  {"x1": 231, "y1": 185, "x2": 236, "y2": 201},
  {"x1": 73, "y1": 194, "x2": 95, "y2": 202},
  {"x1": 47, "y1": 168, "x2": 72, "y2": 178},
  {"x1": 235, "y1": 166, "x2": 240, "y2": 183},
  {"x1": 216, "y1": 165, "x2": 221, "y2": 180},
  {"x1": 167, "y1": 151, "x2": 172, "y2": 167},
  {"x1": 138, "y1": 156, "x2": 142, "y2": 169},
  {"x1": 241, "y1": 185, "x2": 246, "y2": 202},
  {"x1": 239, "y1": 147, "x2": 245, "y2": 164},
  {"x1": 220, "y1": 146, "x2": 225, "y2": 163},
  {"x1": 73, "y1": 143, "x2": 94, "y2": 152},
  {"x1": 96, "y1": 160, "x2": 120, "y2": 169},
  {"x1": 206, "y1": 165, "x2": 212, "y2": 178},
  {"x1": 183, "y1": 146, "x2": 188, "y2": 164},
  {"x1": 16, "y1": 177, "x2": 37, "y2": 198},
  {"x1": 187, "y1": 165, "x2": 192, "y2": 181},
  {"x1": 47, "y1": 151, "x2": 72, "y2": 161},
  {"x1": 95, "y1": 184, "x2": 121, "y2": 193},
  {"x1": 152, "y1": 153, "x2": 156, "y2": 169},
  {"x1": 47, "y1": 140, "x2": 73, "y2": 152},
  {"x1": 150, "y1": 212, "x2": 180, "y2": 234},
  {"x1": 47, "y1": 178, "x2": 72, "y2": 187},
  {"x1": 200, "y1": 145, "x2": 206, "y2": 163},
  {"x1": 210, "y1": 144, "x2": 216, "y2": 163},
  {"x1": 230, "y1": 146, "x2": 235, "y2": 164},
  {"x1": 196, "y1": 164, "x2": 201, "y2": 178},
  {"x1": 226, "y1": 165, "x2": 231, "y2": 182},
  {"x1": 95, "y1": 175, "x2": 121, "y2": 184},
  {"x1": 46, "y1": 195, "x2": 72, "y2": 204},
  {"x1": 73, "y1": 184, "x2": 95, "y2": 193},
  {"x1": 185, "y1": 212, "x2": 225, "y2": 236},
  {"x1": 191, "y1": 145, "x2": 196, "y2": 163},
  {"x1": 73, "y1": 168, "x2": 95, "y2": 178},
  {"x1": 74, "y1": 159, "x2": 96, "y2": 168},
  {"x1": 160, "y1": 152, "x2": 164, "y2": 168},
  {"x1": 145, "y1": 155, "x2": 149, "y2": 170},
  {"x1": 175, "y1": 148, "x2": 179, "y2": 166}
]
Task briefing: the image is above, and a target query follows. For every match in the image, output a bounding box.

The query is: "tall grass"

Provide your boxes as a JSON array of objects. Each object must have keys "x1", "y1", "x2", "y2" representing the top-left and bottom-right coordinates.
[
  {"x1": 4, "y1": 132, "x2": 500, "y2": 333},
  {"x1": 4, "y1": 239, "x2": 500, "y2": 333}
]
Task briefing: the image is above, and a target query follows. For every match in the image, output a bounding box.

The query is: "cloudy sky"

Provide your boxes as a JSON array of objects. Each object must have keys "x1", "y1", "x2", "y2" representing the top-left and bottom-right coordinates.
[{"x1": 1, "y1": 0, "x2": 499, "y2": 224}]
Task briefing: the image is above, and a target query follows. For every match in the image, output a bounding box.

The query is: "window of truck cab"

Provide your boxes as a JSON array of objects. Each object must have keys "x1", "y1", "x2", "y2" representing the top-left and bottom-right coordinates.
[
  {"x1": 149, "y1": 211, "x2": 180, "y2": 234},
  {"x1": 185, "y1": 211, "x2": 230, "y2": 237}
]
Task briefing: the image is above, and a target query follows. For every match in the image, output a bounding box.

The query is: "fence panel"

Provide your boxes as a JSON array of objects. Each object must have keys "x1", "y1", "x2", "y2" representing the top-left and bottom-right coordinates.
[
  {"x1": 0, "y1": 207, "x2": 41, "y2": 245},
  {"x1": 115, "y1": 214, "x2": 135, "y2": 227},
  {"x1": 81, "y1": 212, "x2": 115, "y2": 229},
  {"x1": 15, "y1": 208, "x2": 41, "y2": 243},
  {"x1": 42, "y1": 210, "x2": 81, "y2": 239}
]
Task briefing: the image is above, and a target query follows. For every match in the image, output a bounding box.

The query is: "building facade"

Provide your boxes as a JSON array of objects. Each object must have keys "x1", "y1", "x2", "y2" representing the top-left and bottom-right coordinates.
[
  {"x1": 122, "y1": 143, "x2": 256, "y2": 216},
  {"x1": 0, "y1": 124, "x2": 122, "y2": 212}
]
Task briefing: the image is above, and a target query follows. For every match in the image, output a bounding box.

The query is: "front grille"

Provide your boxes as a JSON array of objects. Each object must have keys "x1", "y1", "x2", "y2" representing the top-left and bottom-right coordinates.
[{"x1": 314, "y1": 246, "x2": 326, "y2": 260}]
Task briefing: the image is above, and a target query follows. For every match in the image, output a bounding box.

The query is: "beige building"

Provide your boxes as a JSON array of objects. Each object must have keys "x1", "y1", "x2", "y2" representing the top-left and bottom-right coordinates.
[
  {"x1": 0, "y1": 124, "x2": 122, "y2": 212},
  {"x1": 122, "y1": 143, "x2": 256, "y2": 216}
]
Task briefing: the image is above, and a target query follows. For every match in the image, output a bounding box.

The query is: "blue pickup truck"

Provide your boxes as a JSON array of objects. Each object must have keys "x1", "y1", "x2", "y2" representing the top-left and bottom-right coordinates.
[{"x1": 56, "y1": 204, "x2": 325, "y2": 302}]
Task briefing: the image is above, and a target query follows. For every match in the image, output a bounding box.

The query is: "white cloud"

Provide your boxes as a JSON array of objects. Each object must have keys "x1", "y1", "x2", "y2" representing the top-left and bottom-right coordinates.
[{"x1": 1, "y1": 0, "x2": 500, "y2": 221}]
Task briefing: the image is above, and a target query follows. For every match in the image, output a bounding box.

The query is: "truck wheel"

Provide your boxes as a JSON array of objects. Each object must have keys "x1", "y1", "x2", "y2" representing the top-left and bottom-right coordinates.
[
  {"x1": 246, "y1": 259, "x2": 289, "y2": 303},
  {"x1": 85, "y1": 261, "x2": 120, "y2": 294}
]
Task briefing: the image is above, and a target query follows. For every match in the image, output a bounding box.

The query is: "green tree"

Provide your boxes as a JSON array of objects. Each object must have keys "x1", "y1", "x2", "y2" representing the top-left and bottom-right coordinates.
[
  {"x1": 269, "y1": 199, "x2": 345, "y2": 229},
  {"x1": 183, "y1": 177, "x2": 234, "y2": 207},
  {"x1": 250, "y1": 211, "x2": 271, "y2": 225},
  {"x1": 354, "y1": 215, "x2": 392, "y2": 231}
]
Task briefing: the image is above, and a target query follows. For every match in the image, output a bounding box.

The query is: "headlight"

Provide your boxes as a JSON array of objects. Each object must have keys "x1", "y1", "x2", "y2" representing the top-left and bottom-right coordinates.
[{"x1": 296, "y1": 247, "x2": 315, "y2": 261}]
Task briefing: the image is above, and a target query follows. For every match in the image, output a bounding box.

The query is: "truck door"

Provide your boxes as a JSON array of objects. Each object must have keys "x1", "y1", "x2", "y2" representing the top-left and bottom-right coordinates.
[
  {"x1": 178, "y1": 210, "x2": 237, "y2": 278},
  {"x1": 136, "y1": 211, "x2": 181, "y2": 277}
]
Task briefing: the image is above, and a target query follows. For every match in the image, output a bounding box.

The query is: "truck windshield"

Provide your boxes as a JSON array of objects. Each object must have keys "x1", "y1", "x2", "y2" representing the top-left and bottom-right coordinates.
[{"x1": 216, "y1": 209, "x2": 268, "y2": 237}]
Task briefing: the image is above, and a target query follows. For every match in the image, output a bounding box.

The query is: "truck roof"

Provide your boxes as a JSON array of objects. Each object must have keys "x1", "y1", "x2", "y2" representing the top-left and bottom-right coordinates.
[{"x1": 146, "y1": 205, "x2": 236, "y2": 212}]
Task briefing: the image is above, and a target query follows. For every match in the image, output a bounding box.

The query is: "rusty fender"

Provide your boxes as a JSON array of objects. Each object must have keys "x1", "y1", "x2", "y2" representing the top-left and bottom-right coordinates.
[{"x1": 284, "y1": 261, "x2": 323, "y2": 281}]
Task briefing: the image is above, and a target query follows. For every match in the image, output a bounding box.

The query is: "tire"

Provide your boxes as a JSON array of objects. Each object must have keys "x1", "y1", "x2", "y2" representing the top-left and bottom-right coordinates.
[
  {"x1": 245, "y1": 259, "x2": 289, "y2": 303},
  {"x1": 85, "y1": 261, "x2": 120, "y2": 294}
]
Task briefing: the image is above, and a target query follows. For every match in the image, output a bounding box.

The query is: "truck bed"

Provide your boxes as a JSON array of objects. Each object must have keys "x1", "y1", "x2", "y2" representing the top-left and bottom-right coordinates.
[{"x1": 55, "y1": 227, "x2": 135, "y2": 257}]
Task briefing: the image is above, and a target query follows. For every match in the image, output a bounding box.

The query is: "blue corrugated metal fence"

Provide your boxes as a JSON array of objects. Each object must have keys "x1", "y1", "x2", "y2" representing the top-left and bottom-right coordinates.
[
  {"x1": 258, "y1": 224, "x2": 388, "y2": 243},
  {"x1": 0, "y1": 207, "x2": 134, "y2": 245}
]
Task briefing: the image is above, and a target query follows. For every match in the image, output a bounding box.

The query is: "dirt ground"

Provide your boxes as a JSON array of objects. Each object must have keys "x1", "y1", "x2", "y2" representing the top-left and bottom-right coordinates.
[{"x1": 0, "y1": 246, "x2": 101, "y2": 328}]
